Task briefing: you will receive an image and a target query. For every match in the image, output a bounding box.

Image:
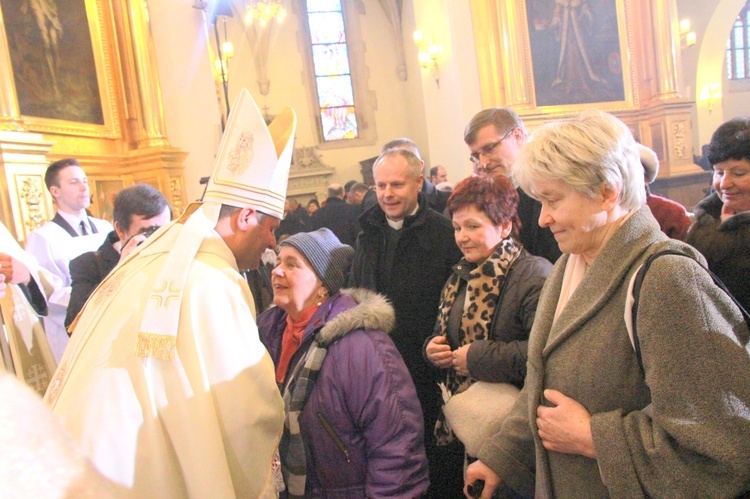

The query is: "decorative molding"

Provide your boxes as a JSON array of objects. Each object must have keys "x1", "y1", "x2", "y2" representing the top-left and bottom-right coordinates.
[
  {"x1": 169, "y1": 177, "x2": 186, "y2": 216},
  {"x1": 19, "y1": 177, "x2": 45, "y2": 232},
  {"x1": 287, "y1": 146, "x2": 334, "y2": 200},
  {"x1": 672, "y1": 121, "x2": 687, "y2": 159}
]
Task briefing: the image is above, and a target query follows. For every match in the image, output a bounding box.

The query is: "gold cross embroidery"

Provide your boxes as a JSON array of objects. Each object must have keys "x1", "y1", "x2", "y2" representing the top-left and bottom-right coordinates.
[{"x1": 148, "y1": 280, "x2": 182, "y2": 309}]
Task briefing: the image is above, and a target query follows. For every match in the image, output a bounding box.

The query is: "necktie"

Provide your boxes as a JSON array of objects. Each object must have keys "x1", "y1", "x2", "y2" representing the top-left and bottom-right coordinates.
[{"x1": 80, "y1": 220, "x2": 89, "y2": 235}]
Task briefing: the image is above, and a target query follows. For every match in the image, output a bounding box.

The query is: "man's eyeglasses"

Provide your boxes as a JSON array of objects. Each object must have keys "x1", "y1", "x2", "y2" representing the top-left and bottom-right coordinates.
[{"x1": 469, "y1": 128, "x2": 515, "y2": 165}]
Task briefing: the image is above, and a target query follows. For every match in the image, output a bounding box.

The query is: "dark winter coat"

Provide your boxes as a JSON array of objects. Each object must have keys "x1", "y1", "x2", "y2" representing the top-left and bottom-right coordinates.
[
  {"x1": 65, "y1": 231, "x2": 120, "y2": 329},
  {"x1": 308, "y1": 197, "x2": 361, "y2": 246},
  {"x1": 348, "y1": 194, "x2": 463, "y2": 413},
  {"x1": 517, "y1": 189, "x2": 562, "y2": 263},
  {"x1": 423, "y1": 249, "x2": 552, "y2": 388},
  {"x1": 258, "y1": 289, "x2": 429, "y2": 498},
  {"x1": 686, "y1": 192, "x2": 750, "y2": 311}
]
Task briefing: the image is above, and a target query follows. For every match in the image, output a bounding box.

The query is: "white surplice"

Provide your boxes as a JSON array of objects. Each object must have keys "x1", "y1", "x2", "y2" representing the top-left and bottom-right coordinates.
[
  {"x1": 45, "y1": 219, "x2": 284, "y2": 498},
  {"x1": 25, "y1": 217, "x2": 112, "y2": 362}
]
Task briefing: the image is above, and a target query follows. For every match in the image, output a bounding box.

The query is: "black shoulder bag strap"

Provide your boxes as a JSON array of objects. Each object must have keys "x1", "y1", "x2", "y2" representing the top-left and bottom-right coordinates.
[{"x1": 630, "y1": 249, "x2": 750, "y2": 373}]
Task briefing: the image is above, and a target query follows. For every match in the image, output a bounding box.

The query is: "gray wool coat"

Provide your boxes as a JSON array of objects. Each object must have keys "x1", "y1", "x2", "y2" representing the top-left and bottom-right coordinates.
[{"x1": 478, "y1": 205, "x2": 750, "y2": 498}]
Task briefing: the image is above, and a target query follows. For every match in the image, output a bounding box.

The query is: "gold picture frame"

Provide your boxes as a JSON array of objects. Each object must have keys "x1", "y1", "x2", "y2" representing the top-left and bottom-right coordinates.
[
  {"x1": 0, "y1": 0, "x2": 121, "y2": 138},
  {"x1": 471, "y1": 0, "x2": 636, "y2": 116}
]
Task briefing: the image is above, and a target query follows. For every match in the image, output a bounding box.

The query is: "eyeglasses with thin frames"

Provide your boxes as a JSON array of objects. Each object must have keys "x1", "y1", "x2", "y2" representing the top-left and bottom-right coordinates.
[{"x1": 469, "y1": 128, "x2": 515, "y2": 167}]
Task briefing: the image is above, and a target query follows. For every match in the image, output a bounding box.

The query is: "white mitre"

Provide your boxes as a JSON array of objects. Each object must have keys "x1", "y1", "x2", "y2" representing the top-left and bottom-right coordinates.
[{"x1": 134, "y1": 89, "x2": 296, "y2": 360}]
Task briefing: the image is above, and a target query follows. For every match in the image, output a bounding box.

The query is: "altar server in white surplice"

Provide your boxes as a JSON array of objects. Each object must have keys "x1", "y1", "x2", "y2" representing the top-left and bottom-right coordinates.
[
  {"x1": 25, "y1": 158, "x2": 112, "y2": 362},
  {"x1": 45, "y1": 89, "x2": 295, "y2": 498}
]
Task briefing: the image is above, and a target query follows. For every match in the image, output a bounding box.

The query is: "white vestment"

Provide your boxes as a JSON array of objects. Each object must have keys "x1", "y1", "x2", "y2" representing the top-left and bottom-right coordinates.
[
  {"x1": 45, "y1": 220, "x2": 284, "y2": 498},
  {"x1": 0, "y1": 372, "x2": 121, "y2": 497},
  {"x1": 25, "y1": 217, "x2": 111, "y2": 362}
]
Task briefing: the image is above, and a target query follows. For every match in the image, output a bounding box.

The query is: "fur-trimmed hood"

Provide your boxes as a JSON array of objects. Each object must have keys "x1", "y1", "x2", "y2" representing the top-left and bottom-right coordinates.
[{"x1": 316, "y1": 288, "x2": 395, "y2": 347}]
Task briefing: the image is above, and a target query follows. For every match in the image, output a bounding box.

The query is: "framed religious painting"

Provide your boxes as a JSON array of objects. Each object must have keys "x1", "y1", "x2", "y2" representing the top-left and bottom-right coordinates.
[
  {"x1": 0, "y1": 0, "x2": 120, "y2": 137},
  {"x1": 471, "y1": 0, "x2": 636, "y2": 115}
]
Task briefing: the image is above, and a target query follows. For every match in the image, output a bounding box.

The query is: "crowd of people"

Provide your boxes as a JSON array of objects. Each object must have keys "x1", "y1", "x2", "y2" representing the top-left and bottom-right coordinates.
[{"x1": 1, "y1": 89, "x2": 749, "y2": 497}]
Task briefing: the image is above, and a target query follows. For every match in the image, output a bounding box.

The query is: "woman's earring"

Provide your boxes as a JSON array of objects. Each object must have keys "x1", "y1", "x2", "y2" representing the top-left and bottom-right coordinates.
[{"x1": 316, "y1": 289, "x2": 327, "y2": 306}]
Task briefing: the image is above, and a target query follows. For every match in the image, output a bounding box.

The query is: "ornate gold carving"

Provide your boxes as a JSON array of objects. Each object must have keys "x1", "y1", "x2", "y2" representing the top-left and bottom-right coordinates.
[
  {"x1": 169, "y1": 177, "x2": 185, "y2": 216},
  {"x1": 672, "y1": 121, "x2": 687, "y2": 159},
  {"x1": 20, "y1": 178, "x2": 45, "y2": 231},
  {"x1": 227, "y1": 131, "x2": 255, "y2": 175}
]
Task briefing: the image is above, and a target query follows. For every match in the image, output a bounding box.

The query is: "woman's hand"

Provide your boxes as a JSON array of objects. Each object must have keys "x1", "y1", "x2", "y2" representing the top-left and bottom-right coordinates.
[
  {"x1": 536, "y1": 389, "x2": 596, "y2": 459},
  {"x1": 452, "y1": 344, "x2": 470, "y2": 376},
  {"x1": 426, "y1": 336, "x2": 452, "y2": 368},
  {"x1": 464, "y1": 459, "x2": 501, "y2": 498}
]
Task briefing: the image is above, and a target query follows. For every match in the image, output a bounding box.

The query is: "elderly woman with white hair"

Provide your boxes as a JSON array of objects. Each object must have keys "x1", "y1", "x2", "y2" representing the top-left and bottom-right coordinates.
[{"x1": 465, "y1": 110, "x2": 750, "y2": 498}]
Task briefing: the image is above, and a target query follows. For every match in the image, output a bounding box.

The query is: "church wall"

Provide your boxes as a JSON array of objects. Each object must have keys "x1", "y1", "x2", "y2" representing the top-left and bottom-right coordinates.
[
  {"x1": 148, "y1": 0, "x2": 440, "y2": 201},
  {"x1": 677, "y1": 0, "x2": 750, "y2": 150}
]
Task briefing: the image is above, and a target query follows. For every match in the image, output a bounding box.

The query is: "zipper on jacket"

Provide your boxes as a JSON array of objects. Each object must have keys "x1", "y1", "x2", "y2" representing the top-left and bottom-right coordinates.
[{"x1": 316, "y1": 412, "x2": 351, "y2": 463}]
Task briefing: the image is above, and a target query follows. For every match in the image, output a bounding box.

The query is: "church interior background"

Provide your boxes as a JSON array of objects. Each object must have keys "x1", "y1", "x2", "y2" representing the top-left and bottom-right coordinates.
[{"x1": 0, "y1": 0, "x2": 749, "y2": 241}]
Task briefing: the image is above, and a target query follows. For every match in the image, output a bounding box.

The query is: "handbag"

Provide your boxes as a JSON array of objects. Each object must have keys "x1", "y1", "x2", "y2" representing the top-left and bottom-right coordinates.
[{"x1": 440, "y1": 381, "x2": 519, "y2": 457}]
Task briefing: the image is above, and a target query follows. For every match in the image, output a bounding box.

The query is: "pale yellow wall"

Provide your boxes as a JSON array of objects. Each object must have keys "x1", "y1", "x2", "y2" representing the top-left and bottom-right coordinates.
[
  {"x1": 148, "y1": 0, "x2": 223, "y2": 203},
  {"x1": 147, "y1": 0, "x2": 750, "y2": 202},
  {"x1": 677, "y1": 0, "x2": 750, "y2": 150}
]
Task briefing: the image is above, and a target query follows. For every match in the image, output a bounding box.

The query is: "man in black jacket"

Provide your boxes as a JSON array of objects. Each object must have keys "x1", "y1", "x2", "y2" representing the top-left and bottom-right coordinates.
[
  {"x1": 65, "y1": 184, "x2": 170, "y2": 330},
  {"x1": 464, "y1": 107, "x2": 562, "y2": 263},
  {"x1": 308, "y1": 183, "x2": 361, "y2": 246},
  {"x1": 349, "y1": 148, "x2": 463, "y2": 497}
]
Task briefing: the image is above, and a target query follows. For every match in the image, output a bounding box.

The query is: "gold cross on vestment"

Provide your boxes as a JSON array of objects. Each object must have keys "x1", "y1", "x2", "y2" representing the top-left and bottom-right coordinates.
[{"x1": 148, "y1": 280, "x2": 182, "y2": 309}]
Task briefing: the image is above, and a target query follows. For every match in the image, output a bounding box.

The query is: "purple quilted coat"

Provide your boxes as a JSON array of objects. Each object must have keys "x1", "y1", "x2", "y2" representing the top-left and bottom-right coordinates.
[{"x1": 257, "y1": 288, "x2": 429, "y2": 498}]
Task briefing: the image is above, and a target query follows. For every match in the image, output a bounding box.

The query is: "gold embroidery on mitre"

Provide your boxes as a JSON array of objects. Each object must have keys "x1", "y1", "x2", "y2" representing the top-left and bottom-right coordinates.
[
  {"x1": 148, "y1": 280, "x2": 182, "y2": 309},
  {"x1": 135, "y1": 332, "x2": 177, "y2": 360},
  {"x1": 226, "y1": 131, "x2": 255, "y2": 176}
]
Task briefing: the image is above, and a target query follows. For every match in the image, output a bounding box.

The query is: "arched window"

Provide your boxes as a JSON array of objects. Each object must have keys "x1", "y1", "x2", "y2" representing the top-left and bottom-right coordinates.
[
  {"x1": 727, "y1": 1, "x2": 750, "y2": 80},
  {"x1": 301, "y1": 0, "x2": 376, "y2": 147}
]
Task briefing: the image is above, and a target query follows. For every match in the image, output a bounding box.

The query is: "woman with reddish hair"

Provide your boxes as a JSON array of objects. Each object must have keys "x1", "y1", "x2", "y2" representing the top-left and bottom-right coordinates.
[{"x1": 424, "y1": 174, "x2": 552, "y2": 496}]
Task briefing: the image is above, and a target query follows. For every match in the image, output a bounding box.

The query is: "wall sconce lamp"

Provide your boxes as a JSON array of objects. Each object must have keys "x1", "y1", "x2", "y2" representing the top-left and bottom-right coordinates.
[
  {"x1": 679, "y1": 19, "x2": 696, "y2": 48},
  {"x1": 413, "y1": 30, "x2": 442, "y2": 87},
  {"x1": 700, "y1": 83, "x2": 722, "y2": 113}
]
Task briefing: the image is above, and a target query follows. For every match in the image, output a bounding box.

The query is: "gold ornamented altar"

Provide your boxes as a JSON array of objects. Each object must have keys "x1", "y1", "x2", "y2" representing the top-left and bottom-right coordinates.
[{"x1": 0, "y1": 0, "x2": 187, "y2": 243}]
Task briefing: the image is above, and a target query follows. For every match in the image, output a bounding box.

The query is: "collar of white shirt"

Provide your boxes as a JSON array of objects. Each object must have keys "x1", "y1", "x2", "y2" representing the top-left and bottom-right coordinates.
[{"x1": 57, "y1": 210, "x2": 89, "y2": 236}]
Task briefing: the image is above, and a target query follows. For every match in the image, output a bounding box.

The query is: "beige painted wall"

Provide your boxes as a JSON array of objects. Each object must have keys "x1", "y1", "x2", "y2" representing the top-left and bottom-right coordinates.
[{"x1": 677, "y1": 0, "x2": 750, "y2": 150}]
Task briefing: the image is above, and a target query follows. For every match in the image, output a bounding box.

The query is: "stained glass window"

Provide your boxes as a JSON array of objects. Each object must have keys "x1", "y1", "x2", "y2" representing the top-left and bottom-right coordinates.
[
  {"x1": 727, "y1": 2, "x2": 750, "y2": 80},
  {"x1": 305, "y1": 0, "x2": 359, "y2": 141}
]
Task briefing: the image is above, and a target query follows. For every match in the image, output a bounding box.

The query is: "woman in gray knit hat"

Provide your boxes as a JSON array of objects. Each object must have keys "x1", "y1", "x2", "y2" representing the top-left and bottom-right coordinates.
[{"x1": 256, "y1": 228, "x2": 428, "y2": 498}]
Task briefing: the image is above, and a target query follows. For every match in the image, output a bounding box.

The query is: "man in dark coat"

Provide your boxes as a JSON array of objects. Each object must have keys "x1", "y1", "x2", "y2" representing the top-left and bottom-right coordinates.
[
  {"x1": 308, "y1": 183, "x2": 361, "y2": 246},
  {"x1": 275, "y1": 198, "x2": 308, "y2": 240},
  {"x1": 348, "y1": 148, "x2": 463, "y2": 497},
  {"x1": 464, "y1": 107, "x2": 562, "y2": 263},
  {"x1": 65, "y1": 184, "x2": 171, "y2": 330}
]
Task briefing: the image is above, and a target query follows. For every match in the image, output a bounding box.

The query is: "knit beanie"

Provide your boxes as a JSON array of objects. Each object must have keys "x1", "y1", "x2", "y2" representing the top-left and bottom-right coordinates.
[{"x1": 279, "y1": 228, "x2": 354, "y2": 295}]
